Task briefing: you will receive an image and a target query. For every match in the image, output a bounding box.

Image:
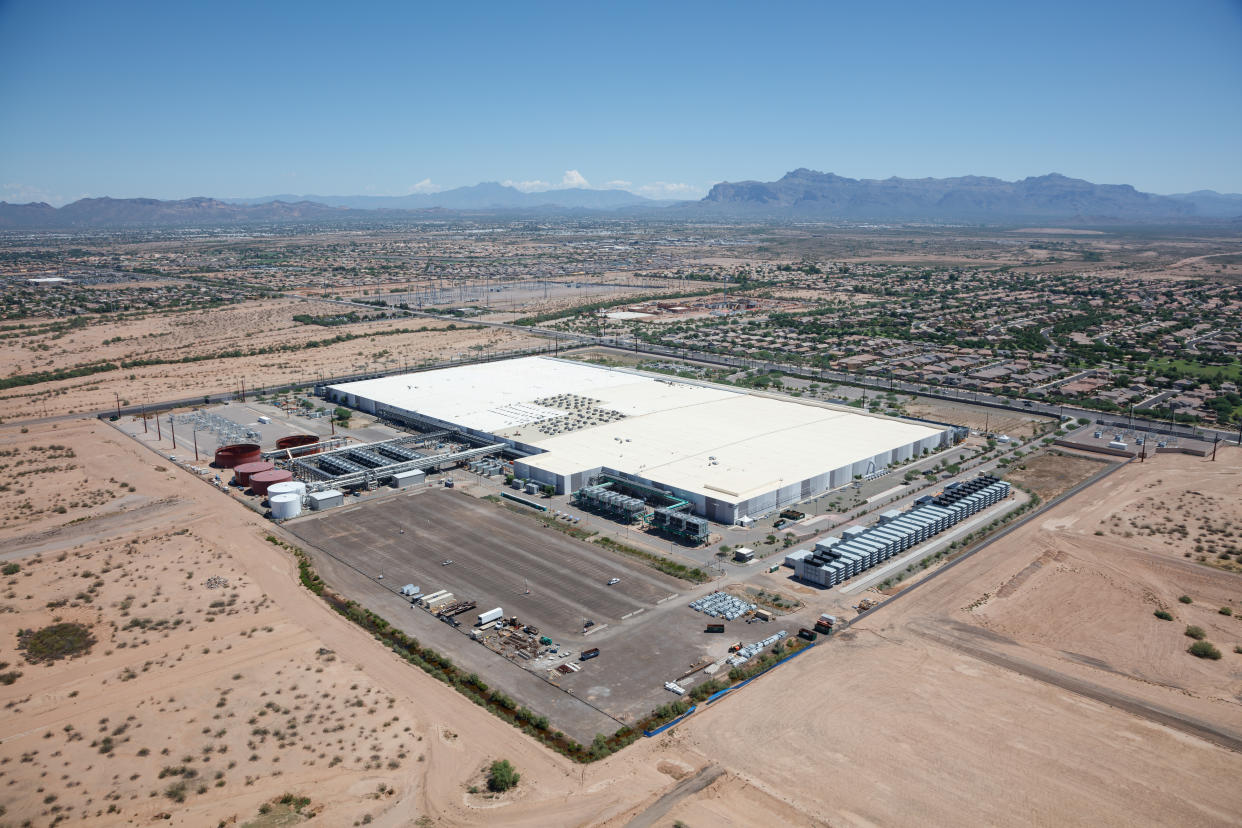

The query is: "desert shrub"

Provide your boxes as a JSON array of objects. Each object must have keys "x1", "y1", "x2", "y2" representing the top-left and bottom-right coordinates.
[
  {"x1": 487, "y1": 759, "x2": 520, "y2": 792},
  {"x1": 1153, "y1": 610, "x2": 1173, "y2": 621},
  {"x1": 2, "y1": 563, "x2": 19, "y2": 576},
  {"x1": 1220, "y1": 607, "x2": 1233, "y2": 616},
  {"x1": 1179, "y1": 595, "x2": 1193, "y2": 604},
  {"x1": 1185, "y1": 625, "x2": 1207, "y2": 640},
  {"x1": 1188, "y1": 641, "x2": 1222, "y2": 660},
  {"x1": 17, "y1": 622, "x2": 96, "y2": 663}
]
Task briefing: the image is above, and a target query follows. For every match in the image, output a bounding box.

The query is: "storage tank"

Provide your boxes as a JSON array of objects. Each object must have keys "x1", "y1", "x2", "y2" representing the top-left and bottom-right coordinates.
[
  {"x1": 250, "y1": 468, "x2": 293, "y2": 495},
  {"x1": 270, "y1": 492, "x2": 302, "y2": 520},
  {"x1": 233, "y1": 460, "x2": 274, "y2": 487},
  {"x1": 266, "y1": 480, "x2": 307, "y2": 498},
  {"x1": 275, "y1": 434, "x2": 320, "y2": 454},
  {"x1": 214, "y1": 443, "x2": 260, "y2": 468}
]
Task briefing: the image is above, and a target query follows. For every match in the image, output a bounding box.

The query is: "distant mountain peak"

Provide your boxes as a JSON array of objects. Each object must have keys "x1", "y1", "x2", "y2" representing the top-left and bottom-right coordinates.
[{"x1": 701, "y1": 169, "x2": 1200, "y2": 221}]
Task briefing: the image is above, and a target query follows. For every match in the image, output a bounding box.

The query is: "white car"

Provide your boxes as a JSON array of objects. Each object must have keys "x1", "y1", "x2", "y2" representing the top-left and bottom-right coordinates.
[{"x1": 607, "y1": 578, "x2": 620, "y2": 586}]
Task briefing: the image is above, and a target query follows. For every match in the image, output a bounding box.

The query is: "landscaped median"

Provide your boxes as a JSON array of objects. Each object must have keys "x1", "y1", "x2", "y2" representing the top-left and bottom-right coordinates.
[{"x1": 593, "y1": 536, "x2": 709, "y2": 583}]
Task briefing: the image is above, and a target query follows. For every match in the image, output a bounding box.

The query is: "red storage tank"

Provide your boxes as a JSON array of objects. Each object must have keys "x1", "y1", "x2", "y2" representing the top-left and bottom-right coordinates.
[
  {"x1": 233, "y1": 461, "x2": 274, "y2": 487},
  {"x1": 275, "y1": 434, "x2": 320, "y2": 454},
  {"x1": 249, "y1": 469, "x2": 293, "y2": 495},
  {"x1": 214, "y1": 443, "x2": 261, "y2": 468}
]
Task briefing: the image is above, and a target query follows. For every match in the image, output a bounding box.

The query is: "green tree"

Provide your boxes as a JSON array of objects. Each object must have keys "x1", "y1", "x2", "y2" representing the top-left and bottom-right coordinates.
[{"x1": 487, "y1": 759, "x2": 520, "y2": 792}]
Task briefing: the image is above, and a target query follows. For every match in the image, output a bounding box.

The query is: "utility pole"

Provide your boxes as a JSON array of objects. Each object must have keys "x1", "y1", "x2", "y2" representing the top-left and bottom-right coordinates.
[
  {"x1": 156, "y1": 410, "x2": 161, "y2": 441},
  {"x1": 240, "y1": 378, "x2": 246, "y2": 403},
  {"x1": 1211, "y1": 433, "x2": 1219, "y2": 461},
  {"x1": 114, "y1": 392, "x2": 121, "y2": 419},
  {"x1": 193, "y1": 429, "x2": 199, "y2": 462}
]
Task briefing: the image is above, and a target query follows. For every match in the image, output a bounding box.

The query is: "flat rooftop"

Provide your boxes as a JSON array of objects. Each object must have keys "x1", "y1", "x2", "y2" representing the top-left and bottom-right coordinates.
[
  {"x1": 524, "y1": 392, "x2": 940, "y2": 502},
  {"x1": 330, "y1": 357, "x2": 945, "y2": 502}
]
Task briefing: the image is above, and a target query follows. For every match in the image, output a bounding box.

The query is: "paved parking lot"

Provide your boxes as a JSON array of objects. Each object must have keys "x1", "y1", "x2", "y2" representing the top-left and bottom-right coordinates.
[
  {"x1": 289, "y1": 487, "x2": 683, "y2": 640},
  {"x1": 287, "y1": 487, "x2": 819, "y2": 727}
]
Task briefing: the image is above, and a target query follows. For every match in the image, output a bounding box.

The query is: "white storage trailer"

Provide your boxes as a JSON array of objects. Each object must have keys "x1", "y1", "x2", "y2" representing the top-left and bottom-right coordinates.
[
  {"x1": 419, "y1": 589, "x2": 449, "y2": 607},
  {"x1": 476, "y1": 607, "x2": 504, "y2": 626},
  {"x1": 425, "y1": 593, "x2": 455, "y2": 610}
]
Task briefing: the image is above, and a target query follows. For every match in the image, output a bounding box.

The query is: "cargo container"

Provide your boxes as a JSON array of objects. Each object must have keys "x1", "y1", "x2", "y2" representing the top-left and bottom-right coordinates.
[
  {"x1": 420, "y1": 591, "x2": 451, "y2": 609},
  {"x1": 425, "y1": 593, "x2": 455, "y2": 610},
  {"x1": 754, "y1": 609, "x2": 772, "y2": 622},
  {"x1": 705, "y1": 623, "x2": 726, "y2": 633},
  {"x1": 798, "y1": 628, "x2": 818, "y2": 641},
  {"x1": 580, "y1": 648, "x2": 600, "y2": 661},
  {"x1": 477, "y1": 607, "x2": 504, "y2": 627}
]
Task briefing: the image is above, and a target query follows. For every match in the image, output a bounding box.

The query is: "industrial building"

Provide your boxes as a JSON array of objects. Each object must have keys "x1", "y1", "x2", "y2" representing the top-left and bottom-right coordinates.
[
  {"x1": 792, "y1": 475, "x2": 1011, "y2": 587},
  {"x1": 327, "y1": 356, "x2": 953, "y2": 524}
]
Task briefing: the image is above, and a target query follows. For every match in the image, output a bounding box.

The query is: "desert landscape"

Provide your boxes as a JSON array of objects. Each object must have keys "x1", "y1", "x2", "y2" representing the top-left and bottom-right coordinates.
[
  {"x1": 0, "y1": 299, "x2": 544, "y2": 421},
  {"x1": 1, "y1": 403, "x2": 1240, "y2": 826}
]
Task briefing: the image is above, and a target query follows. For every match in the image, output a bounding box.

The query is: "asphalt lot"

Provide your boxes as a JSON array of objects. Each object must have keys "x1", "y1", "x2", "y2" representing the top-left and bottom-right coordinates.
[
  {"x1": 286, "y1": 486, "x2": 819, "y2": 727},
  {"x1": 290, "y1": 487, "x2": 682, "y2": 635}
]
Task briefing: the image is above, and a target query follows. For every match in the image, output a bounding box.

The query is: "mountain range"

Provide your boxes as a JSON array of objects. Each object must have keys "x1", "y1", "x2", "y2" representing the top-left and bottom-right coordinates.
[
  {"x1": 1, "y1": 171, "x2": 1239, "y2": 229},
  {"x1": 224, "y1": 182, "x2": 658, "y2": 211},
  {"x1": 699, "y1": 169, "x2": 1233, "y2": 221}
]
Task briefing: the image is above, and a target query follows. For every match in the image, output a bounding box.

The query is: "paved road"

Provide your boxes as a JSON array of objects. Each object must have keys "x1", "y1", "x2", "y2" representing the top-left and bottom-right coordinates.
[{"x1": 624, "y1": 764, "x2": 725, "y2": 828}]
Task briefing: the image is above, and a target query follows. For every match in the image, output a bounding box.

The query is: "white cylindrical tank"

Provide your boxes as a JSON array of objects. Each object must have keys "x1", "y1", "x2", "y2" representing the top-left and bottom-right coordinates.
[
  {"x1": 267, "y1": 480, "x2": 307, "y2": 498},
  {"x1": 270, "y1": 492, "x2": 302, "y2": 520}
]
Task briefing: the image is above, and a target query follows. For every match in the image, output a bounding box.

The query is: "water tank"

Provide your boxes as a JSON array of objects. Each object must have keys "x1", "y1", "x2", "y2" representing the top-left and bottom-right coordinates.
[
  {"x1": 270, "y1": 492, "x2": 301, "y2": 520},
  {"x1": 233, "y1": 460, "x2": 274, "y2": 487},
  {"x1": 214, "y1": 443, "x2": 260, "y2": 469},
  {"x1": 275, "y1": 434, "x2": 320, "y2": 454},
  {"x1": 266, "y1": 480, "x2": 307, "y2": 498},
  {"x1": 250, "y1": 468, "x2": 293, "y2": 495}
]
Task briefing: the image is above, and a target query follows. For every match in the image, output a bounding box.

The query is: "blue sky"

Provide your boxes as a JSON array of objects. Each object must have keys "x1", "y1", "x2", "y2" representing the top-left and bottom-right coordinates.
[{"x1": 1, "y1": 0, "x2": 1240, "y2": 204}]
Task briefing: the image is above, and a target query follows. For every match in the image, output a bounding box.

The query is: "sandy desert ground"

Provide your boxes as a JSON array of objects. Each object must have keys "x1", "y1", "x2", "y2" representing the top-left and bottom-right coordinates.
[
  {"x1": 0, "y1": 299, "x2": 544, "y2": 420},
  {"x1": 0, "y1": 418, "x2": 1240, "y2": 826}
]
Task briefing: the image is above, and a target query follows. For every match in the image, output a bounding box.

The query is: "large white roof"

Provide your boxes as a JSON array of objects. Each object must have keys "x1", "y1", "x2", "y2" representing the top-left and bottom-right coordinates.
[
  {"x1": 329, "y1": 356, "x2": 670, "y2": 432},
  {"x1": 330, "y1": 356, "x2": 944, "y2": 502},
  {"x1": 523, "y1": 393, "x2": 941, "y2": 501}
]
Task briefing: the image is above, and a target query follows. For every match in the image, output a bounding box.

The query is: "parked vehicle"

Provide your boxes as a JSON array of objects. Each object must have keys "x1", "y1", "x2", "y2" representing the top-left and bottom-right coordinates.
[{"x1": 607, "y1": 578, "x2": 620, "y2": 586}]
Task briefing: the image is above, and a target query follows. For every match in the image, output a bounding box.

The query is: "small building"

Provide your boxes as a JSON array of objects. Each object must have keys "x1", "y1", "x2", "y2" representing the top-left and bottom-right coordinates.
[
  {"x1": 392, "y1": 469, "x2": 426, "y2": 489},
  {"x1": 734, "y1": 547, "x2": 755, "y2": 563},
  {"x1": 308, "y1": 489, "x2": 344, "y2": 510}
]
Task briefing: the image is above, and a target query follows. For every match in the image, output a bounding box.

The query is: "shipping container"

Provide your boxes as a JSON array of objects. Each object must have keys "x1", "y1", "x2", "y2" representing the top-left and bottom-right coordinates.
[
  {"x1": 580, "y1": 648, "x2": 600, "y2": 661},
  {"x1": 705, "y1": 623, "x2": 726, "y2": 633},
  {"x1": 476, "y1": 607, "x2": 504, "y2": 627}
]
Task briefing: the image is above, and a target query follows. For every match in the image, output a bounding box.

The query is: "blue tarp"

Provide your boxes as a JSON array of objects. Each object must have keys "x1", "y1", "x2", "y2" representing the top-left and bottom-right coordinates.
[
  {"x1": 705, "y1": 640, "x2": 819, "y2": 705},
  {"x1": 644, "y1": 640, "x2": 823, "y2": 736},
  {"x1": 642, "y1": 704, "x2": 697, "y2": 737}
]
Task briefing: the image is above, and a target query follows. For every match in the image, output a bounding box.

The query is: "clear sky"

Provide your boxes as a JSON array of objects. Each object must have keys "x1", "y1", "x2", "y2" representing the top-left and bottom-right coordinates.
[{"x1": 1, "y1": 0, "x2": 1240, "y2": 204}]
